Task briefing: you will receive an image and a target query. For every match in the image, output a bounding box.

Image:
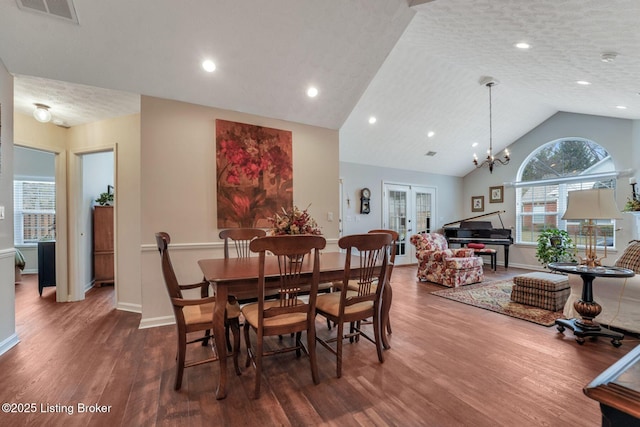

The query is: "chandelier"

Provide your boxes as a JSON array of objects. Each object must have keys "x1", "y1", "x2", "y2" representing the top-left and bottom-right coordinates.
[{"x1": 473, "y1": 78, "x2": 510, "y2": 173}]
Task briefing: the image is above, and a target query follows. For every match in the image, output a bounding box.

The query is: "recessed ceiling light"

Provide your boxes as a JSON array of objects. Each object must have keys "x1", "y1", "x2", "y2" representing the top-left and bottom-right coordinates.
[
  {"x1": 515, "y1": 42, "x2": 530, "y2": 49},
  {"x1": 368, "y1": 116, "x2": 377, "y2": 124},
  {"x1": 616, "y1": 105, "x2": 627, "y2": 109},
  {"x1": 601, "y1": 52, "x2": 618, "y2": 63},
  {"x1": 576, "y1": 80, "x2": 591, "y2": 85},
  {"x1": 472, "y1": 142, "x2": 478, "y2": 147},
  {"x1": 202, "y1": 59, "x2": 216, "y2": 72},
  {"x1": 427, "y1": 131, "x2": 435, "y2": 138},
  {"x1": 306, "y1": 87, "x2": 318, "y2": 98}
]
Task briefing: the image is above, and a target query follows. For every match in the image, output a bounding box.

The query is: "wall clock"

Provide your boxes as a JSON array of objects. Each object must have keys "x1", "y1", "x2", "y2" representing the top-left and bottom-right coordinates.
[{"x1": 360, "y1": 188, "x2": 371, "y2": 214}]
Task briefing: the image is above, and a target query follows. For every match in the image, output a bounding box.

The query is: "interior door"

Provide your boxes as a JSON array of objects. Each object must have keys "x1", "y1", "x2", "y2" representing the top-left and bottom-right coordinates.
[
  {"x1": 383, "y1": 184, "x2": 411, "y2": 264},
  {"x1": 383, "y1": 184, "x2": 436, "y2": 265},
  {"x1": 413, "y1": 186, "x2": 436, "y2": 235}
]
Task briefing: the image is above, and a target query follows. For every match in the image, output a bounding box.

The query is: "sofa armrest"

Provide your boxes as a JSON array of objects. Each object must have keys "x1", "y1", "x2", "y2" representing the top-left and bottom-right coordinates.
[
  {"x1": 415, "y1": 249, "x2": 454, "y2": 262},
  {"x1": 452, "y1": 248, "x2": 475, "y2": 257}
]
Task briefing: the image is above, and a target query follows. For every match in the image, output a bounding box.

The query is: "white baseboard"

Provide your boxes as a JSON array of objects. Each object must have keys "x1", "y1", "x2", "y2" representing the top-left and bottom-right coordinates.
[
  {"x1": 0, "y1": 333, "x2": 20, "y2": 357},
  {"x1": 138, "y1": 315, "x2": 175, "y2": 330},
  {"x1": 116, "y1": 301, "x2": 142, "y2": 313}
]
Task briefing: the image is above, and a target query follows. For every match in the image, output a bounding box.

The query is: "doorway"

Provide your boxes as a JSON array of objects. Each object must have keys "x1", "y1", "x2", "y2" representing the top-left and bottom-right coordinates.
[
  {"x1": 13, "y1": 145, "x2": 68, "y2": 302},
  {"x1": 382, "y1": 183, "x2": 436, "y2": 265},
  {"x1": 68, "y1": 148, "x2": 115, "y2": 302}
]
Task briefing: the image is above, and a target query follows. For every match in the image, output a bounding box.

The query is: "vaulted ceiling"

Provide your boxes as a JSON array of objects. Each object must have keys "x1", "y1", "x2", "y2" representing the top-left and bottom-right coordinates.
[{"x1": 1, "y1": 0, "x2": 639, "y2": 177}]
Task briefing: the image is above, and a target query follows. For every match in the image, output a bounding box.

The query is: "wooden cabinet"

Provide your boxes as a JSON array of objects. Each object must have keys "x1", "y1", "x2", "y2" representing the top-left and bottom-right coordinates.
[
  {"x1": 93, "y1": 206, "x2": 114, "y2": 287},
  {"x1": 37, "y1": 241, "x2": 56, "y2": 295}
]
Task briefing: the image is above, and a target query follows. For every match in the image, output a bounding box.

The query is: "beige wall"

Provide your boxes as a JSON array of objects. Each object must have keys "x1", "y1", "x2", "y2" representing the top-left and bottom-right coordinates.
[
  {"x1": 68, "y1": 114, "x2": 141, "y2": 310},
  {"x1": 139, "y1": 96, "x2": 340, "y2": 327}
]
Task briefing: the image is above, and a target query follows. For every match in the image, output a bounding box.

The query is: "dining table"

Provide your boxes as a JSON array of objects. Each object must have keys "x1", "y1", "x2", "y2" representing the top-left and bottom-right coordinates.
[{"x1": 198, "y1": 251, "x2": 392, "y2": 399}]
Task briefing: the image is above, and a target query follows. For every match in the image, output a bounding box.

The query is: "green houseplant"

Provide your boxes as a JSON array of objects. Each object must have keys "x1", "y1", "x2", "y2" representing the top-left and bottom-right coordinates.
[
  {"x1": 95, "y1": 191, "x2": 114, "y2": 206},
  {"x1": 536, "y1": 228, "x2": 577, "y2": 268}
]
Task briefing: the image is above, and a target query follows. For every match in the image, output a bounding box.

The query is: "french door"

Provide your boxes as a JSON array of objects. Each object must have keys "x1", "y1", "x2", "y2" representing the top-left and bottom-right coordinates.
[{"x1": 383, "y1": 183, "x2": 436, "y2": 265}]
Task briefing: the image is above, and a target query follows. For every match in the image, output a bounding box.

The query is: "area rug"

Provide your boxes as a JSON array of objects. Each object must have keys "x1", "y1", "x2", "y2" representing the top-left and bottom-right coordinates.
[{"x1": 430, "y1": 280, "x2": 564, "y2": 327}]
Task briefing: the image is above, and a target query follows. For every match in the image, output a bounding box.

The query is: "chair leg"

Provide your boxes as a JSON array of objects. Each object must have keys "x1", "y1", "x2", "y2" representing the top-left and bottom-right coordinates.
[
  {"x1": 243, "y1": 322, "x2": 252, "y2": 368},
  {"x1": 175, "y1": 332, "x2": 187, "y2": 390},
  {"x1": 254, "y1": 332, "x2": 263, "y2": 398},
  {"x1": 225, "y1": 323, "x2": 232, "y2": 352},
  {"x1": 336, "y1": 322, "x2": 344, "y2": 378},
  {"x1": 295, "y1": 332, "x2": 302, "y2": 357},
  {"x1": 373, "y1": 313, "x2": 384, "y2": 364},
  {"x1": 307, "y1": 323, "x2": 319, "y2": 385},
  {"x1": 228, "y1": 317, "x2": 241, "y2": 376}
]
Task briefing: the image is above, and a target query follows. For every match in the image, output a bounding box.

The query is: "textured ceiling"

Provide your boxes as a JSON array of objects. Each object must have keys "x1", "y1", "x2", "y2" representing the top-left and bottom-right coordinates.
[{"x1": 1, "y1": 0, "x2": 639, "y2": 177}]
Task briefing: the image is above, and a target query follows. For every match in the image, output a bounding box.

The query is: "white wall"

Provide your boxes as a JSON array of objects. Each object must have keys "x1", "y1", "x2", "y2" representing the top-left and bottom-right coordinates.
[
  {"x1": 339, "y1": 161, "x2": 463, "y2": 235},
  {"x1": 0, "y1": 58, "x2": 18, "y2": 356}
]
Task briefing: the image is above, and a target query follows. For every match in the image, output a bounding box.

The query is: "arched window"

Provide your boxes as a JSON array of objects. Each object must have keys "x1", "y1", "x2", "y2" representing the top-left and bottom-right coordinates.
[{"x1": 515, "y1": 138, "x2": 617, "y2": 247}]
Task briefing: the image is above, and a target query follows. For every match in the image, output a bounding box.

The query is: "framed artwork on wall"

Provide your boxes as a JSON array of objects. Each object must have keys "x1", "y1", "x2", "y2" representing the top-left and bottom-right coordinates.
[
  {"x1": 215, "y1": 119, "x2": 293, "y2": 228},
  {"x1": 471, "y1": 195, "x2": 484, "y2": 212},
  {"x1": 489, "y1": 185, "x2": 504, "y2": 203}
]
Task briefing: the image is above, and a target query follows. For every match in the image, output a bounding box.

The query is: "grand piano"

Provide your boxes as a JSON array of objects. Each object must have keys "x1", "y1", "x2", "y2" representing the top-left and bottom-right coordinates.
[{"x1": 443, "y1": 210, "x2": 513, "y2": 268}]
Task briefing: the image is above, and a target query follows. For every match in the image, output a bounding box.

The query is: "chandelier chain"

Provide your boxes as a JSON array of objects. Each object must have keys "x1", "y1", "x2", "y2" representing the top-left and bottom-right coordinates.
[{"x1": 473, "y1": 78, "x2": 509, "y2": 173}]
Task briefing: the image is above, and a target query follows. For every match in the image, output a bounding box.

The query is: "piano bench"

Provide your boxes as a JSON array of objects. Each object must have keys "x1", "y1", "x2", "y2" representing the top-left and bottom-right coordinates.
[{"x1": 473, "y1": 248, "x2": 497, "y2": 271}]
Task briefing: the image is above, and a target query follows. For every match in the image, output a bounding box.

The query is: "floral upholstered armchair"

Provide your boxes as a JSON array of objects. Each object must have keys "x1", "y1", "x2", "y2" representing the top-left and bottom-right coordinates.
[{"x1": 410, "y1": 233, "x2": 484, "y2": 287}]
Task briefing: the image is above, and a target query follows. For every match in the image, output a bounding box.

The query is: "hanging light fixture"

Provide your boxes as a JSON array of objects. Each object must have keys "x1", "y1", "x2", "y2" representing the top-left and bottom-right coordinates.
[
  {"x1": 33, "y1": 103, "x2": 52, "y2": 123},
  {"x1": 473, "y1": 78, "x2": 510, "y2": 173}
]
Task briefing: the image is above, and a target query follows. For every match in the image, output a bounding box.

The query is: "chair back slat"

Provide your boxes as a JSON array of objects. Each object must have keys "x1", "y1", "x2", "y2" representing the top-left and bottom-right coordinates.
[
  {"x1": 219, "y1": 228, "x2": 267, "y2": 259},
  {"x1": 250, "y1": 235, "x2": 326, "y2": 321},
  {"x1": 368, "y1": 229, "x2": 399, "y2": 279},
  {"x1": 339, "y1": 233, "x2": 391, "y2": 305}
]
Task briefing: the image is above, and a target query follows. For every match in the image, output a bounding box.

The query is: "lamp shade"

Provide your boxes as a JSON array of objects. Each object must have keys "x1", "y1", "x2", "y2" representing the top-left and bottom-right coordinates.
[{"x1": 561, "y1": 188, "x2": 621, "y2": 220}]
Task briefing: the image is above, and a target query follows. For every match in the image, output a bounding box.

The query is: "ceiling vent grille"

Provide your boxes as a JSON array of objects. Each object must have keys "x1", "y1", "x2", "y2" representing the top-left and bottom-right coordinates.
[
  {"x1": 425, "y1": 151, "x2": 437, "y2": 157},
  {"x1": 16, "y1": 0, "x2": 79, "y2": 24}
]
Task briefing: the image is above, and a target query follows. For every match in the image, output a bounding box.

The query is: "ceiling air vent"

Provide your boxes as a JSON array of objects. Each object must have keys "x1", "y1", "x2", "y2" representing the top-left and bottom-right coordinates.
[
  {"x1": 425, "y1": 151, "x2": 437, "y2": 157},
  {"x1": 16, "y1": 0, "x2": 79, "y2": 24}
]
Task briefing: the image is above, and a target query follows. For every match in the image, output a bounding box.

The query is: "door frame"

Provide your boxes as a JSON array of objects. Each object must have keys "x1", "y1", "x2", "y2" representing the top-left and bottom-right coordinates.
[
  {"x1": 68, "y1": 144, "x2": 117, "y2": 302},
  {"x1": 382, "y1": 182, "x2": 437, "y2": 265}
]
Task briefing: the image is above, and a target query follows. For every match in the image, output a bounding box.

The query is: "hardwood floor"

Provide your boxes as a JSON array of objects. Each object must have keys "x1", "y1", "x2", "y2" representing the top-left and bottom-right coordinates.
[{"x1": 2, "y1": 267, "x2": 637, "y2": 426}]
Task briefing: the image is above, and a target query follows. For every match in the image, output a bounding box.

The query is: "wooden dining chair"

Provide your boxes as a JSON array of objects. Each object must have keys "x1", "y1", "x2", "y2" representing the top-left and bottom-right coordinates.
[
  {"x1": 155, "y1": 232, "x2": 241, "y2": 390},
  {"x1": 202, "y1": 228, "x2": 267, "y2": 347},
  {"x1": 315, "y1": 233, "x2": 391, "y2": 378},
  {"x1": 219, "y1": 228, "x2": 267, "y2": 259},
  {"x1": 368, "y1": 229, "x2": 399, "y2": 336},
  {"x1": 241, "y1": 234, "x2": 326, "y2": 398}
]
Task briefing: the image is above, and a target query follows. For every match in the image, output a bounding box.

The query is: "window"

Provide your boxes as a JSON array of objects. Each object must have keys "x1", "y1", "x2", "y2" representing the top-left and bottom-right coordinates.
[
  {"x1": 14, "y1": 180, "x2": 56, "y2": 245},
  {"x1": 516, "y1": 138, "x2": 617, "y2": 247}
]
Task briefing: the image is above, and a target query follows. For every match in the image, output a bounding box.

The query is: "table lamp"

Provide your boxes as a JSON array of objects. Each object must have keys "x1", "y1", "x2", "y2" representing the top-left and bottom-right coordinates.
[{"x1": 561, "y1": 188, "x2": 621, "y2": 268}]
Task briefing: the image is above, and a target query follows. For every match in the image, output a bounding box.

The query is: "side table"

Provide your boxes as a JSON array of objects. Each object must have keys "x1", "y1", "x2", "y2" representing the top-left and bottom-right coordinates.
[{"x1": 548, "y1": 262, "x2": 634, "y2": 347}]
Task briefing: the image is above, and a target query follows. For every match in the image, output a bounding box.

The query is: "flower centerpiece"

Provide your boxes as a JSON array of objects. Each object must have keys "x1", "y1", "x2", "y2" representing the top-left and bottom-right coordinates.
[
  {"x1": 624, "y1": 196, "x2": 640, "y2": 212},
  {"x1": 624, "y1": 178, "x2": 640, "y2": 212},
  {"x1": 268, "y1": 205, "x2": 322, "y2": 235}
]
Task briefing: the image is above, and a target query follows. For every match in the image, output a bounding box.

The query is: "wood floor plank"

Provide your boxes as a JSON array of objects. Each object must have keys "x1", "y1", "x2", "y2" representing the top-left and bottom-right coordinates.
[{"x1": 2, "y1": 268, "x2": 635, "y2": 426}]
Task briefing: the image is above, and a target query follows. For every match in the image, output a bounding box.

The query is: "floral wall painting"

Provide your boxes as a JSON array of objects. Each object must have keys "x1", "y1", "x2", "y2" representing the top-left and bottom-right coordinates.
[{"x1": 216, "y1": 119, "x2": 293, "y2": 228}]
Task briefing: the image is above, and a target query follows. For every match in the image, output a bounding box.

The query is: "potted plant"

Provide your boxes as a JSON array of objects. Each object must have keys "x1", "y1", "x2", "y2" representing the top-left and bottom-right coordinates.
[
  {"x1": 95, "y1": 191, "x2": 114, "y2": 206},
  {"x1": 536, "y1": 228, "x2": 577, "y2": 268},
  {"x1": 15, "y1": 248, "x2": 26, "y2": 283}
]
